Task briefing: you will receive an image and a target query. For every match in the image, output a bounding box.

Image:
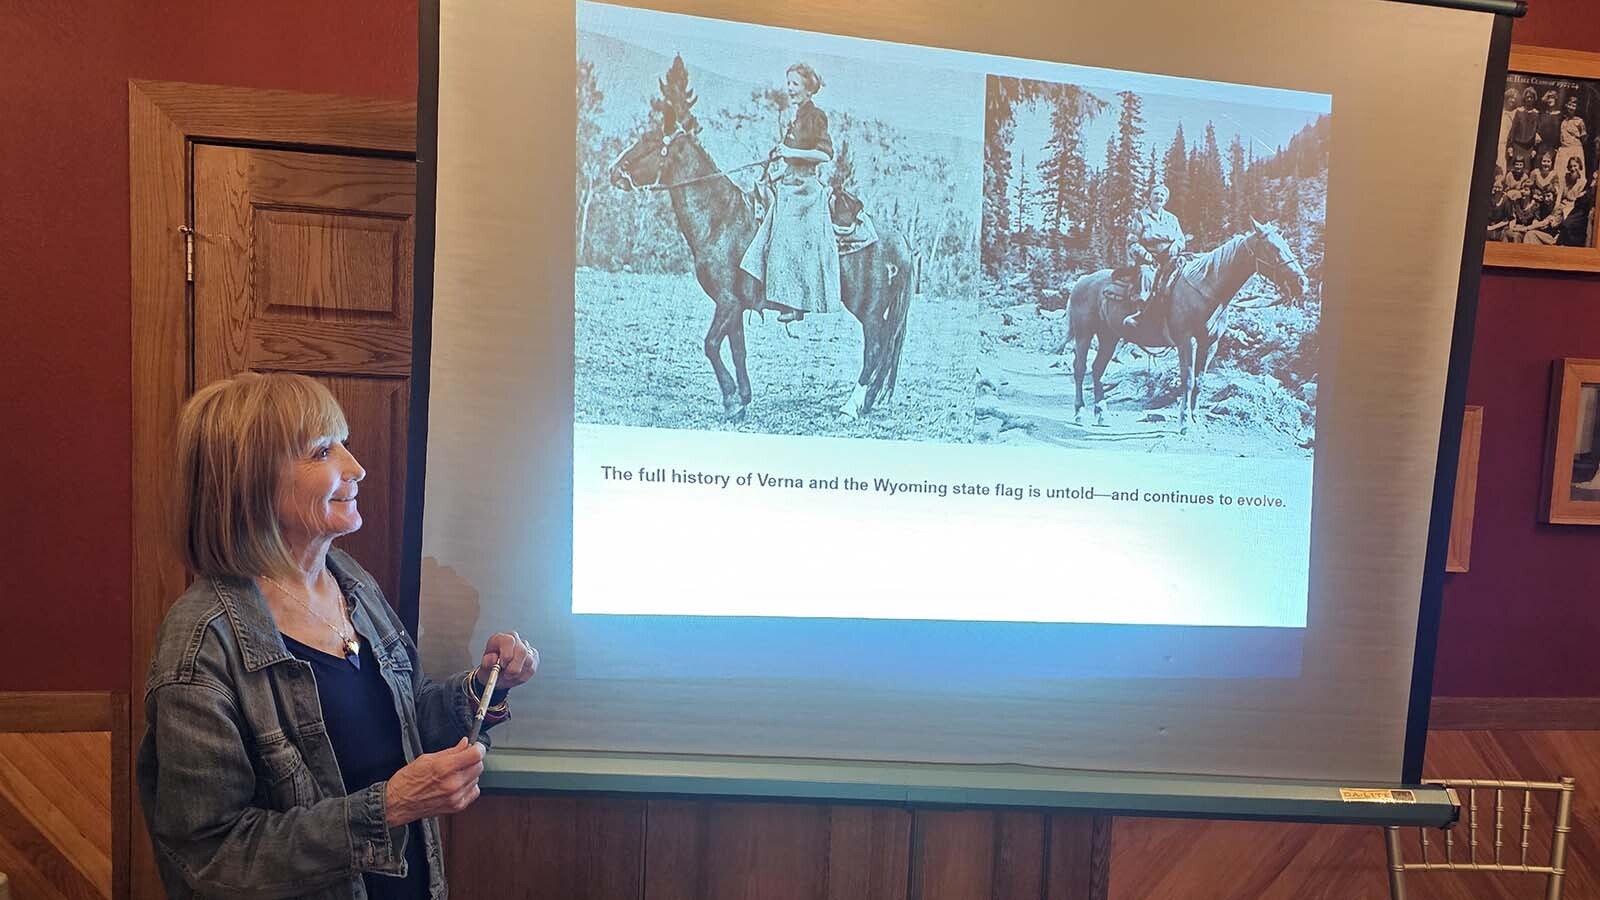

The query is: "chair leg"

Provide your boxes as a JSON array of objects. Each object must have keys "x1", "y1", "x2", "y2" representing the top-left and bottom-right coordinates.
[
  {"x1": 1385, "y1": 827, "x2": 1407, "y2": 900},
  {"x1": 1546, "y1": 778, "x2": 1575, "y2": 900}
]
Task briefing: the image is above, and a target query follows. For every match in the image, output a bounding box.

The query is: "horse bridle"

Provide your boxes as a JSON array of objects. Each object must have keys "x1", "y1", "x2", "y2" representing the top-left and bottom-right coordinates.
[
  {"x1": 1243, "y1": 229, "x2": 1304, "y2": 289},
  {"x1": 613, "y1": 124, "x2": 764, "y2": 192}
]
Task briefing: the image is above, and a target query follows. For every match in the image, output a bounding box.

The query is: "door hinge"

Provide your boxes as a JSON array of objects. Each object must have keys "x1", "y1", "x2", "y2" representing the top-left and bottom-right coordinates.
[{"x1": 179, "y1": 225, "x2": 195, "y2": 283}]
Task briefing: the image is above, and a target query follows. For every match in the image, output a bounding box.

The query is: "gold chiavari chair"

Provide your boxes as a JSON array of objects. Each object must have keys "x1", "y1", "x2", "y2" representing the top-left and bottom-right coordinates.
[{"x1": 1386, "y1": 777, "x2": 1576, "y2": 900}]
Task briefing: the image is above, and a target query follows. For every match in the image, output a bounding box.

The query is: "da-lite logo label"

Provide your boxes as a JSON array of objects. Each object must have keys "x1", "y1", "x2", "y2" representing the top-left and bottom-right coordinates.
[{"x1": 1339, "y1": 788, "x2": 1418, "y2": 803}]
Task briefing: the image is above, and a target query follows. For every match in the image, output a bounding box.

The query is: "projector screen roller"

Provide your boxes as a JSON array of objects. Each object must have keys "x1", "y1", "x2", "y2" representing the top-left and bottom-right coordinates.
[{"x1": 418, "y1": 0, "x2": 1496, "y2": 785}]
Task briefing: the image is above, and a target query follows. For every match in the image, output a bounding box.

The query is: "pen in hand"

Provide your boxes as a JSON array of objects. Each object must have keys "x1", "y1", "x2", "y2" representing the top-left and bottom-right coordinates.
[{"x1": 467, "y1": 661, "x2": 501, "y2": 745}]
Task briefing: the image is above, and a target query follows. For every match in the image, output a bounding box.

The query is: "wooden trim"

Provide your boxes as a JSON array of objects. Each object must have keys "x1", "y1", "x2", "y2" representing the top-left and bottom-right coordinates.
[
  {"x1": 1430, "y1": 696, "x2": 1600, "y2": 730},
  {"x1": 1508, "y1": 44, "x2": 1600, "y2": 81},
  {"x1": 129, "y1": 79, "x2": 417, "y2": 900},
  {"x1": 128, "y1": 79, "x2": 192, "y2": 898},
  {"x1": 1445, "y1": 405, "x2": 1483, "y2": 572},
  {"x1": 129, "y1": 80, "x2": 415, "y2": 153},
  {"x1": 1481, "y1": 242, "x2": 1600, "y2": 274},
  {"x1": 0, "y1": 691, "x2": 115, "y2": 732}
]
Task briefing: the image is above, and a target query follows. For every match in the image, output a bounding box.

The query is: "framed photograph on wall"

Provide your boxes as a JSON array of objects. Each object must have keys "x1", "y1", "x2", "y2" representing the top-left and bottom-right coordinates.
[
  {"x1": 1484, "y1": 46, "x2": 1600, "y2": 273},
  {"x1": 1542, "y1": 359, "x2": 1600, "y2": 525}
]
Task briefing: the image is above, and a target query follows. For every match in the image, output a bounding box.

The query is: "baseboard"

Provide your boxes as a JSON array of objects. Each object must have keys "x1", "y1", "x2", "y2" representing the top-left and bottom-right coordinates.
[{"x1": 1430, "y1": 696, "x2": 1600, "y2": 730}]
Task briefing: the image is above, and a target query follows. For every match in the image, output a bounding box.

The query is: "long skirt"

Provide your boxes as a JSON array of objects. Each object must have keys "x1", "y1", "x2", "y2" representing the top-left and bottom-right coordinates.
[{"x1": 739, "y1": 165, "x2": 840, "y2": 314}]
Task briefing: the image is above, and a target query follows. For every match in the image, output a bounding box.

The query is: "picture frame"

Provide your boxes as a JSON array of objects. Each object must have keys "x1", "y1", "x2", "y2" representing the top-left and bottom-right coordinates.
[
  {"x1": 1483, "y1": 46, "x2": 1600, "y2": 274},
  {"x1": 1446, "y1": 405, "x2": 1483, "y2": 572},
  {"x1": 1541, "y1": 358, "x2": 1600, "y2": 525}
]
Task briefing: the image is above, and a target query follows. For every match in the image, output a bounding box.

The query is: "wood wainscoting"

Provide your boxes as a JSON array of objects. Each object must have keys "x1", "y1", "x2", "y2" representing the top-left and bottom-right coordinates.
[
  {"x1": 0, "y1": 691, "x2": 129, "y2": 900},
  {"x1": 447, "y1": 797, "x2": 1111, "y2": 900},
  {"x1": 3, "y1": 686, "x2": 1591, "y2": 897},
  {"x1": 444, "y1": 727, "x2": 1600, "y2": 900}
]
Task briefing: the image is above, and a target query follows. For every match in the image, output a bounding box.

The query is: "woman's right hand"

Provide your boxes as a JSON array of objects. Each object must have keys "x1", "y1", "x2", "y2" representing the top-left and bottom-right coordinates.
[{"x1": 383, "y1": 738, "x2": 485, "y2": 827}]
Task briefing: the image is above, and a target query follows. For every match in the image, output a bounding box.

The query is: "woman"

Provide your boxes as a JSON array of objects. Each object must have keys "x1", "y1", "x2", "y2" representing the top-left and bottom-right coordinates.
[
  {"x1": 739, "y1": 62, "x2": 840, "y2": 325},
  {"x1": 1507, "y1": 87, "x2": 1540, "y2": 171},
  {"x1": 1536, "y1": 90, "x2": 1564, "y2": 164},
  {"x1": 1558, "y1": 156, "x2": 1595, "y2": 247},
  {"x1": 137, "y1": 372, "x2": 538, "y2": 899},
  {"x1": 1502, "y1": 154, "x2": 1533, "y2": 205},
  {"x1": 1485, "y1": 176, "x2": 1513, "y2": 242},
  {"x1": 1497, "y1": 87, "x2": 1518, "y2": 177},
  {"x1": 1531, "y1": 150, "x2": 1561, "y2": 198},
  {"x1": 1554, "y1": 93, "x2": 1589, "y2": 182},
  {"x1": 1120, "y1": 183, "x2": 1186, "y2": 331},
  {"x1": 1521, "y1": 185, "x2": 1565, "y2": 245},
  {"x1": 1560, "y1": 156, "x2": 1589, "y2": 209}
]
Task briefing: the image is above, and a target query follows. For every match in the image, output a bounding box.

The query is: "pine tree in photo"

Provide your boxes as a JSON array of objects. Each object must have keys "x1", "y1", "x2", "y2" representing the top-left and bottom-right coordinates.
[
  {"x1": 1164, "y1": 123, "x2": 1189, "y2": 227},
  {"x1": 1145, "y1": 144, "x2": 1161, "y2": 207},
  {"x1": 1032, "y1": 85, "x2": 1106, "y2": 272},
  {"x1": 1227, "y1": 134, "x2": 1248, "y2": 236},
  {"x1": 1087, "y1": 166, "x2": 1108, "y2": 265},
  {"x1": 1036, "y1": 100, "x2": 1088, "y2": 238},
  {"x1": 1014, "y1": 149, "x2": 1030, "y2": 253},
  {"x1": 1186, "y1": 121, "x2": 1226, "y2": 247},
  {"x1": 983, "y1": 76, "x2": 1017, "y2": 269},
  {"x1": 1245, "y1": 143, "x2": 1265, "y2": 231},
  {"x1": 1103, "y1": 135, "x2": 1125, "y2": 264},
  {"x1": 1105, "y1": 91, "x2": 1145, "y2": 265}
]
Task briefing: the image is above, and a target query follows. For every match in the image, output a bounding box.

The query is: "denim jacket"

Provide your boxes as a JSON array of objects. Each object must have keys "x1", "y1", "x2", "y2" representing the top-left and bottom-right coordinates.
[{"x1": 137, "y1": 549, "x2": 495, "y2": 899}]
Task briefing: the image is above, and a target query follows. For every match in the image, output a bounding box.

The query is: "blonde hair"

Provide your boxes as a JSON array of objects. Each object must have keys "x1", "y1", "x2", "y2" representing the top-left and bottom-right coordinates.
[
  {"x1": 173, "y1": 372, "x2": 349, "y2": 579},
  {"x1": 786, "y1": 62, "x2": 823, "y2": 96}
]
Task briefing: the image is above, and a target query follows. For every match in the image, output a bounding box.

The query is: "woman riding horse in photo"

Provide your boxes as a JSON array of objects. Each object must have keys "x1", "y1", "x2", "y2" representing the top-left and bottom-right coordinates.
[
  {"x1": 1121, "y1": 183, "x2": 1187, "y2": 331},
  {"x1": 739, "y1": 62, "x2": 841, "y2": 325}
]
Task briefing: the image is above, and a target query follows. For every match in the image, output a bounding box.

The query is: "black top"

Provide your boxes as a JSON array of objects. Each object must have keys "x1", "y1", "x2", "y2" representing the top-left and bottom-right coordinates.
[
  {"x1": 783, "y1": 99, "x2": 833, "y2": 158},
  {"x1": 283, "y1": 634, "x2": 429, "y2": 899}
]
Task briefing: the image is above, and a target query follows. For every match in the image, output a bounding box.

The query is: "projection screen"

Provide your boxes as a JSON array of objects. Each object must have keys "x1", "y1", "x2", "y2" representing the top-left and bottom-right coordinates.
[{"x1": 413, "y1": 0, "x2": 1502, "y2": 791}]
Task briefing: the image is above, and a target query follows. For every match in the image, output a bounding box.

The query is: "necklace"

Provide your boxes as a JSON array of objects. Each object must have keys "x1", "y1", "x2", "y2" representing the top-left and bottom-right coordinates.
[{"x1": 263, "y1": 574, "x2": 361, "y2": 666}]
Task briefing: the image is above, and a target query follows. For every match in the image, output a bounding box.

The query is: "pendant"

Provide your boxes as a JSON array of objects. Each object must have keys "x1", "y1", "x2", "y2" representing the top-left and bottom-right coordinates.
[{"x1": 344, "y1": 638, "x2": 361, "y2": 670}]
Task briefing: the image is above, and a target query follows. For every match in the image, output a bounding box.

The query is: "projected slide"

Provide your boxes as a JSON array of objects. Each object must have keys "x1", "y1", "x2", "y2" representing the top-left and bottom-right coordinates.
[{"x1": 573, "y1": 2, "x2": 1327, "y2": 633}]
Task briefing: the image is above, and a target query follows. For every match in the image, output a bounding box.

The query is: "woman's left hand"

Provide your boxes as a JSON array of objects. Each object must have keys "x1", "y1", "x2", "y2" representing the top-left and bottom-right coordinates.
[{"x1": 477, "y1": 632, "x2": 539, "y2": 691}]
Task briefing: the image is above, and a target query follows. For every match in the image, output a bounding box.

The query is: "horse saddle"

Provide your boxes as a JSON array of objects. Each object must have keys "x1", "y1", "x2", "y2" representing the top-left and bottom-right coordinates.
[
  {"x1": 1111, "y1": 255, "x2": 1189, "y2": 302},
  {"x1": 830, "y1": 185, "x2": 878, "y2": 255}
]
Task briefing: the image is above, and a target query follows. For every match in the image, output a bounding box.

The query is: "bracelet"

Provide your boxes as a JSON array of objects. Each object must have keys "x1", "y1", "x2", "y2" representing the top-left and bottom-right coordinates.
[{"x1": 464, "y1": 672, "x2": 510, "y2": 714}]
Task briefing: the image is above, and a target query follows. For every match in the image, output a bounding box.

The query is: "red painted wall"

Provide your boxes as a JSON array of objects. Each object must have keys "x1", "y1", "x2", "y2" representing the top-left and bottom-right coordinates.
[
  {"x1": 0, "y1": 2, "x2": 1593, "y2": 695},
  {"x1": 1433, "y1": 0, "x2": 1600, "y2": 697},
  {"x1": 0, "y1": 2, "x2": 415, "y2": 691}
]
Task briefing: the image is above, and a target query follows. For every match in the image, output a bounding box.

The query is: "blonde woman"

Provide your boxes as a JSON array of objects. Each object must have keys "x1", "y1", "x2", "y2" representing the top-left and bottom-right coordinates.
[
  {"x1": 739, "y1": 61, "x2": 840, "y2": 325},
  {"x1": 137, "y1": 372, "x2": 538, "y2": 899}
]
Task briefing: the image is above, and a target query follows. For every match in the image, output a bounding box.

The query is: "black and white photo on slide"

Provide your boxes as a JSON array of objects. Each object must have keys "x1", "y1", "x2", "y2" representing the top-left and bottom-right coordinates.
[
  {"x1": 978, "y1": 74, "x2": 1326, "y2": 458},
  {"x1": 1490, "y1": 72, "x2": 1600, "y2": 248},
  {"x1": 576, "y1": 6, "x2": 982, "y2": 443}
]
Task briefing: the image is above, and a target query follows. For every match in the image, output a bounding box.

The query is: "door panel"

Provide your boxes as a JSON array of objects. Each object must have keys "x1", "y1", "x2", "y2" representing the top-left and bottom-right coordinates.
[{"x1": 192, "y1": 144, "x2": 416, "y2": 601}]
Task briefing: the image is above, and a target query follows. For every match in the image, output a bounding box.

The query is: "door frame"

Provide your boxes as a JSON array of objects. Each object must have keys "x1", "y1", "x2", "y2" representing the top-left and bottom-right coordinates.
[{"x1": 128, "y1": 79, "x2": 415, "y2": 897}]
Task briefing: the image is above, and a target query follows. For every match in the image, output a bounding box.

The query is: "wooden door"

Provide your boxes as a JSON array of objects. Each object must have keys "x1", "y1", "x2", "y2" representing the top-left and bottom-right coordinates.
[{"x1": 192, "y1": 145, "x2": 416, "y2": 600}]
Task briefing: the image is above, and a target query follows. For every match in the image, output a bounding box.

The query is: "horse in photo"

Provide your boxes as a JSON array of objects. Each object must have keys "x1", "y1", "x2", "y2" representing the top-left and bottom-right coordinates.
[
  {"x1": 1066, "y1": 219, "x2": 1311, "y2": 433},
  {"x1": 609, "y1": 55, "x2": 914, "y2": 422}
]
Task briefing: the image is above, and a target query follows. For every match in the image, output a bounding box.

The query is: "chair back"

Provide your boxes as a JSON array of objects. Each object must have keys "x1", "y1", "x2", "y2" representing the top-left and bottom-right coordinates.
[{"x1": 1385, "y1": 776, "x2": 1576, "y2": 900}]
